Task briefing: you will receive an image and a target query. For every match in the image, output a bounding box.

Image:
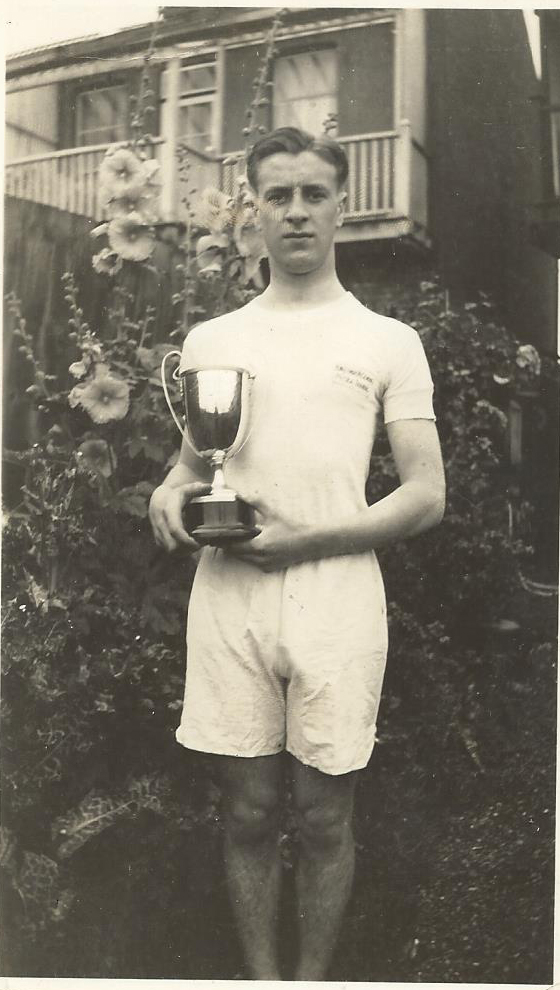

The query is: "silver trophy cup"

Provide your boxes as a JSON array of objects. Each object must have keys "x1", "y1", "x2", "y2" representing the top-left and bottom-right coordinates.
[{"x1": 162, "y1": 356, "x2": 259, "y2": 546}]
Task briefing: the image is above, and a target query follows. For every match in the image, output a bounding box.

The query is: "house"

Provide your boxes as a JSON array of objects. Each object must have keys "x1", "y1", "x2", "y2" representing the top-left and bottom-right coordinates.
[
  {"x1": 5, "y1": 7, "x2": 430, "y2": 246},
  {"x1": 4, "y1": 6, "x2": 559, "y2": 576}
]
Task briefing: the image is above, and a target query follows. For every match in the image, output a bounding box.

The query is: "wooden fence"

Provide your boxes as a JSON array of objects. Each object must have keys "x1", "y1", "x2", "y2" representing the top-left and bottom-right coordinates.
[{"x1": 3, "y1": 197, "x2": 184, "y2": 501}]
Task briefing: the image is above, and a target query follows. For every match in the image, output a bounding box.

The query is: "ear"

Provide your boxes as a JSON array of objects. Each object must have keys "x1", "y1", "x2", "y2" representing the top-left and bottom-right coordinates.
[{"x1": 336, "y1": 190, "x2": 347, "y2": 228}]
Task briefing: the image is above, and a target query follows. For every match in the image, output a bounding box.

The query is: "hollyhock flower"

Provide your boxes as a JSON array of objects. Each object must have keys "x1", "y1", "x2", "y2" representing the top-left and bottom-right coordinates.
[
  {"x1": 98, "y1": 148, "x2": 146, "y2": 199},
  {"x1": 196, "y1": 187, "x2": 234, "y2": 234},
  {"x1": 69, "y1": 359, "x2": 88, "y2": 379},
  {"x1": 77, "y1": 439, "x2": 114, "y2": 478},
  {"x1": 516, "y1": 344, "x2": 541, "y2": 375},
  {"x1": 108, "y1": 214, "x2": 155, "y2": 262},
  {"x1": 69, "y1": 371, "x2": 130, "y2": 424},
  {"x1": 92, "y1": 248, "x2": 123, "y2": 276},
  {"x1": 233, "y1": 206, "x2": 267, "y2": 287}
]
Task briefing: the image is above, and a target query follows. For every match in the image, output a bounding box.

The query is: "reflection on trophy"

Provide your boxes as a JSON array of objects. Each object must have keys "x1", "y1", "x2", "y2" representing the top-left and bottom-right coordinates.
[{"x1": 162, "y1": 354, "x2": 258, "y2": 547}]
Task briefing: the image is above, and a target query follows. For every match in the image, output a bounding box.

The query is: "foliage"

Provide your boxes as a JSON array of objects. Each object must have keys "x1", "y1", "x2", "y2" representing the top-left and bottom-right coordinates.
[
  {"x1": 370, "y1": 280, "x2": 539, "y2": 631},
  {"x1": 366, "y1": 279, "x2": 542, "y2": 778}
]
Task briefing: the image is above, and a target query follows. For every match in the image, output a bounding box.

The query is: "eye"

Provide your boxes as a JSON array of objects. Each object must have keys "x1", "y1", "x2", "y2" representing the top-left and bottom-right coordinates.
[
  {"x1": 307, "y1": 189, "x2": 327, "y2": 202},
  {"x1": 265, "y1": 191, "x2": 288, "y2": 205}
]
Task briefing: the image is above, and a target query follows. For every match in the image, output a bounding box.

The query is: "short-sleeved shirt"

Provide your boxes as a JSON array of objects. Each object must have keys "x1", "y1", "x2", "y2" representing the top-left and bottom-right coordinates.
[{"x1": 179, "y1": 290, "x2": 435, "y2": 528}]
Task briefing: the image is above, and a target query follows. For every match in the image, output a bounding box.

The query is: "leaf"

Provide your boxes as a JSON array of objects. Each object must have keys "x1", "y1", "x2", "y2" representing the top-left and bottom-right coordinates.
[
  {"x1": 137, "y1": 344, "x2": 174, "y2": 373},
  {"x1": 141, "y1": 441, "x2": 167, "y2": 464},
  {"x1": 28, "y1": 577, "x2": 49, "y2": 612},
  {"x1": 141, "y1": 601, "x2": 181, "y2": 636},
  {"x1": 128, "y1": 774, "x2": 170, "y2": 815},
  {"x1": 134, "y1": 481, "x2": 155, "y2": 497},
  {"x1": 117, "y1": 494, "x2": 148, "y2": 517},
  {"x1": 53, "y1": 776, "x2": 172, "y2": 858},
  {"x1": 126, "y1": 437, "x2": 145, "y2": 459},
  {"x1": 111, "y1": 483, "x2": 153, "y2": 517},
  {"x1": 16, "y1": 851, "x2": 59, "y2": 906},
  {"x1": 53, "y1": 792, "x2": 134, "y2": 858}
]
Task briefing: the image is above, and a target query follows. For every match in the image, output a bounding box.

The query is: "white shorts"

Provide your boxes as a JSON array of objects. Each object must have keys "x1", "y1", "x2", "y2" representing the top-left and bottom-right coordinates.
[{"x1": 176, "y1": 548, "x2": 388, "y2": 776}]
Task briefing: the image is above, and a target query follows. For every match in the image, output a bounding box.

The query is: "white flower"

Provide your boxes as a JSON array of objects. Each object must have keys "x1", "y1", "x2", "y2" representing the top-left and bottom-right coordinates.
[
  {"x1": 108, "y1": 214, "x2": 155, "y2": 262},
  {"x1": 69, "y1": 360, "x2": 88, "y2": 379},
  {"x1": 92, "y1": 248, "x2": 123, "y2": 276},
  {"x1": 516, "y1": 344, "x2": 541, "y2": 375},
  {"x1": 98, "y1": 148, "x2": 146, "y2": 199},
  {"x1": 233, "y1": 205, "x2": 267, "y2": 286},
  {"x1": 69, "y1": 371, "x2": 130, "y2": 424},
  {"x1": 196, "y1": 186, "x2": 234, "y2": 234}
]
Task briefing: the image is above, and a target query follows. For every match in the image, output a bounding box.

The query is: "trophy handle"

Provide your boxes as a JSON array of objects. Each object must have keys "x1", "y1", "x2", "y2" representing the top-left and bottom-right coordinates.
[{"x1": 161, "y1": 350, "x2": 190, "y2": 442}]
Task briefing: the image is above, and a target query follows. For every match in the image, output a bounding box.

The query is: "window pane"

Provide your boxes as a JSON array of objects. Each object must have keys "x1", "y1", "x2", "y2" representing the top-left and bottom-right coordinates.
[
  {"x1": 274, "y1": 50, "x2": 337, "y2": 136},
  {"x1": 178, "y1": 101, "x2": 214, "y2": 151},
  {"x1": 77, "y1": 87, "x2": 128, "y2": 146},
  {"x1": 275, "y1": 95, "x2": 337, "y2": 135},
  {"x1": 180, "y1": 64, "x2": 216, "y2": 95}
]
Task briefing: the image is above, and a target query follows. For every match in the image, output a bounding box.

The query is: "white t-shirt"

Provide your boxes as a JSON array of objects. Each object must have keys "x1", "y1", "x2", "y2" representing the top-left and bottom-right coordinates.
[{"x1": 179, "y1": 291, "x2": 435, "y2": 527}]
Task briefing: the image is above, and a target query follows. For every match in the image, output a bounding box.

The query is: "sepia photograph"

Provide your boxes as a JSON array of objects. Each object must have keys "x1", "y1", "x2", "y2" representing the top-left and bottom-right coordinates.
[{"x1": 2, "y1": 1, "x2": 559, "y2": 985}]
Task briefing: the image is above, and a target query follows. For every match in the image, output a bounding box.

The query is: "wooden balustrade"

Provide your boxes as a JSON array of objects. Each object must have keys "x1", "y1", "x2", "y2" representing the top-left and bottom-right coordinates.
[
  {"x1": 219, "y1": 133, "x2": 399, "y2": 217},
  {"x1": 5, "y1": 130, "x2": 424, "y2": 230},
  {"x1": 5, "y1": 140, "x2": 164, "y2": 220}
]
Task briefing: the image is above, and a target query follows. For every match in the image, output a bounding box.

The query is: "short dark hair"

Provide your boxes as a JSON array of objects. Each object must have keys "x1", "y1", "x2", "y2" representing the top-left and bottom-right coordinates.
[{"x1": 246, "y1": 126, "x2": 349, "y2": 191}]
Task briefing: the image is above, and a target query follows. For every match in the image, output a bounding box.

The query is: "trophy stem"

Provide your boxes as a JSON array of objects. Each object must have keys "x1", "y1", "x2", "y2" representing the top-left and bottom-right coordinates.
[{"x1": 211, "y1": 451, "x2": 227, "y2": 493}]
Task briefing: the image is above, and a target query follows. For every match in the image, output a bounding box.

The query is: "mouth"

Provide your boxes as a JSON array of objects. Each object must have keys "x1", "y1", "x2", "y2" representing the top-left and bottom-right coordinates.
[{"x1": 283, "y1": 232, "x2": 313, "y2": 241}]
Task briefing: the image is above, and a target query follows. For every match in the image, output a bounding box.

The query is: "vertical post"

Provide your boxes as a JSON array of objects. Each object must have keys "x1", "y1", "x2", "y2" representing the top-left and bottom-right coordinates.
[
  {"x1": 395, "y1": 118, "x2": 411, "y2": 218},
  {"x1": 214, "y1": 44, "x2": 225, "y2": 154},
  {"x1": 68, "y1": 154, "x2": 75, "y2": 215},
  {"x1": 160, "y1": 56, "x2": 181, "y2": 221}
]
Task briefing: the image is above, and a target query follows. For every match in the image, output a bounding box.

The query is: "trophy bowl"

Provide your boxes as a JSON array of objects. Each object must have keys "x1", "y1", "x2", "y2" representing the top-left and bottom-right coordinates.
[{"x1": 179, "y1": 367, "x2": 259, "y2": 547}]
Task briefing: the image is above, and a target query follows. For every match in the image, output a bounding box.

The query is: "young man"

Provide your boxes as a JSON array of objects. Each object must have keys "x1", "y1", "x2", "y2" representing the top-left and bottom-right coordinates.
[{"x1": 149, "y1": 126, "x2": 445, "y2": 981}]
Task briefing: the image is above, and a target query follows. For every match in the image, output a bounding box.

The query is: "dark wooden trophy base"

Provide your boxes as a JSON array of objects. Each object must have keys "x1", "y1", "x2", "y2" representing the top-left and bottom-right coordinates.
[{"x1": 184, "y1": 491, "x2": 259, "y2": 547}]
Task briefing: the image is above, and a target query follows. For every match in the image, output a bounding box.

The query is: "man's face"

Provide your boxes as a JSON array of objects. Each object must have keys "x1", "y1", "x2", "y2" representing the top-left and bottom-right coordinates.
[{"x1": 254, "y1": 151, "x2": 346, "y2": 277}]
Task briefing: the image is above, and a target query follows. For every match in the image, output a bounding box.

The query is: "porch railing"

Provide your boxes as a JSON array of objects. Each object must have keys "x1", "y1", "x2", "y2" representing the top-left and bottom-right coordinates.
[
  {"x1": 5, "y1": 124, "x2": 425, "y2": 233},
  {"x1": 5, "y1": 139, "x2": 164, "y2": 220},
  {"x1": 219, "y1": 131, "x2": 401, "y2": 218}
]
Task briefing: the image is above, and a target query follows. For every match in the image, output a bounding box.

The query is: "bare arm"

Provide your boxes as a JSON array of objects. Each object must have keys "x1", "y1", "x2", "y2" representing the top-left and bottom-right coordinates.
[
  {"x1": 148, "y1": 433, "x2": 212, "y2": 552},
  {"x1": 227, "y1": 419, "x2": 445, "y2": 571}
]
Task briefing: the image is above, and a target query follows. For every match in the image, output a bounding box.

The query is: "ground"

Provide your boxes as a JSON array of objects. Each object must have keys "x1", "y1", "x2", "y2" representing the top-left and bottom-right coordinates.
[{"x1": 3, "y1": 586, "x2": 556, "y2": 982}]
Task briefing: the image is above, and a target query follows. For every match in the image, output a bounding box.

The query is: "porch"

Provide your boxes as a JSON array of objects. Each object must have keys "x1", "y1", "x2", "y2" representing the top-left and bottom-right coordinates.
[{"x1": 4, "y1": 122, "x2": 429, "y2": 245}]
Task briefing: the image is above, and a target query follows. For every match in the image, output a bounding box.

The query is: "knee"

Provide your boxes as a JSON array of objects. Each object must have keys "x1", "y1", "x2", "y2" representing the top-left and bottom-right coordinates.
[
  {"x1": 225, "y1": 791, "x2": 280, "y2": 845},
  {"x1": 296, "y1": 802, "x2": 353, "y2": 853}
]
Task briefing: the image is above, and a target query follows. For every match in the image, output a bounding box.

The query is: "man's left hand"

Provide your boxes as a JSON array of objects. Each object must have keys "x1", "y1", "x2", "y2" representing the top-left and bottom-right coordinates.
[{"x1": 225, "y1": 508, "x2": 311, "y2": 572}]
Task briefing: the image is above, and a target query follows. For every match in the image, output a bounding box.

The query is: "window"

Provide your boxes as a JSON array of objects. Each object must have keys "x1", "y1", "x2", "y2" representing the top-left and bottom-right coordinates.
[
  {"x1": 76, "y1": 85, "x2": 128, "y2": 146},
  {"x1": 273, "y1": 50, "x2": 338, "y2": 136},
  {"x1": 178, "y1": 61, "x2": 217, "y2": 154}
]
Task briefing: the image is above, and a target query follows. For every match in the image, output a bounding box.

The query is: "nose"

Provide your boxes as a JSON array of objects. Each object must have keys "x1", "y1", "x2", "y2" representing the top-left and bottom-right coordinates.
[{"x1": 285, "y1": 189, "x2": 309, "y2": 223}]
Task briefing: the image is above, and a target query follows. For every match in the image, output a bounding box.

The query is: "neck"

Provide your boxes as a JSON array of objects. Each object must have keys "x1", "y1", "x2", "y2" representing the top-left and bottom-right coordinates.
[{"x1": 264, "y1": 256, "x2": 346, "y2": 311}]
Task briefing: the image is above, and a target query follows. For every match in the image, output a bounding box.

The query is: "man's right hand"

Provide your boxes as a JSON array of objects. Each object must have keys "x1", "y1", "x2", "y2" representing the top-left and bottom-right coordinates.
[{"x1": 149, "y1": 482, "x2": 212, "y2": 552}]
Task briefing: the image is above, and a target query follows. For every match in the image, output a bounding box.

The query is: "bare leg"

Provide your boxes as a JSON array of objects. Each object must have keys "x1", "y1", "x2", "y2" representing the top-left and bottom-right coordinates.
[
  {"x1": 290, "y1": 756, "x2": 358, "y2": 981},
  {"x1": 216, "y1": 753, "x2": 285, "y2": 980}
]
